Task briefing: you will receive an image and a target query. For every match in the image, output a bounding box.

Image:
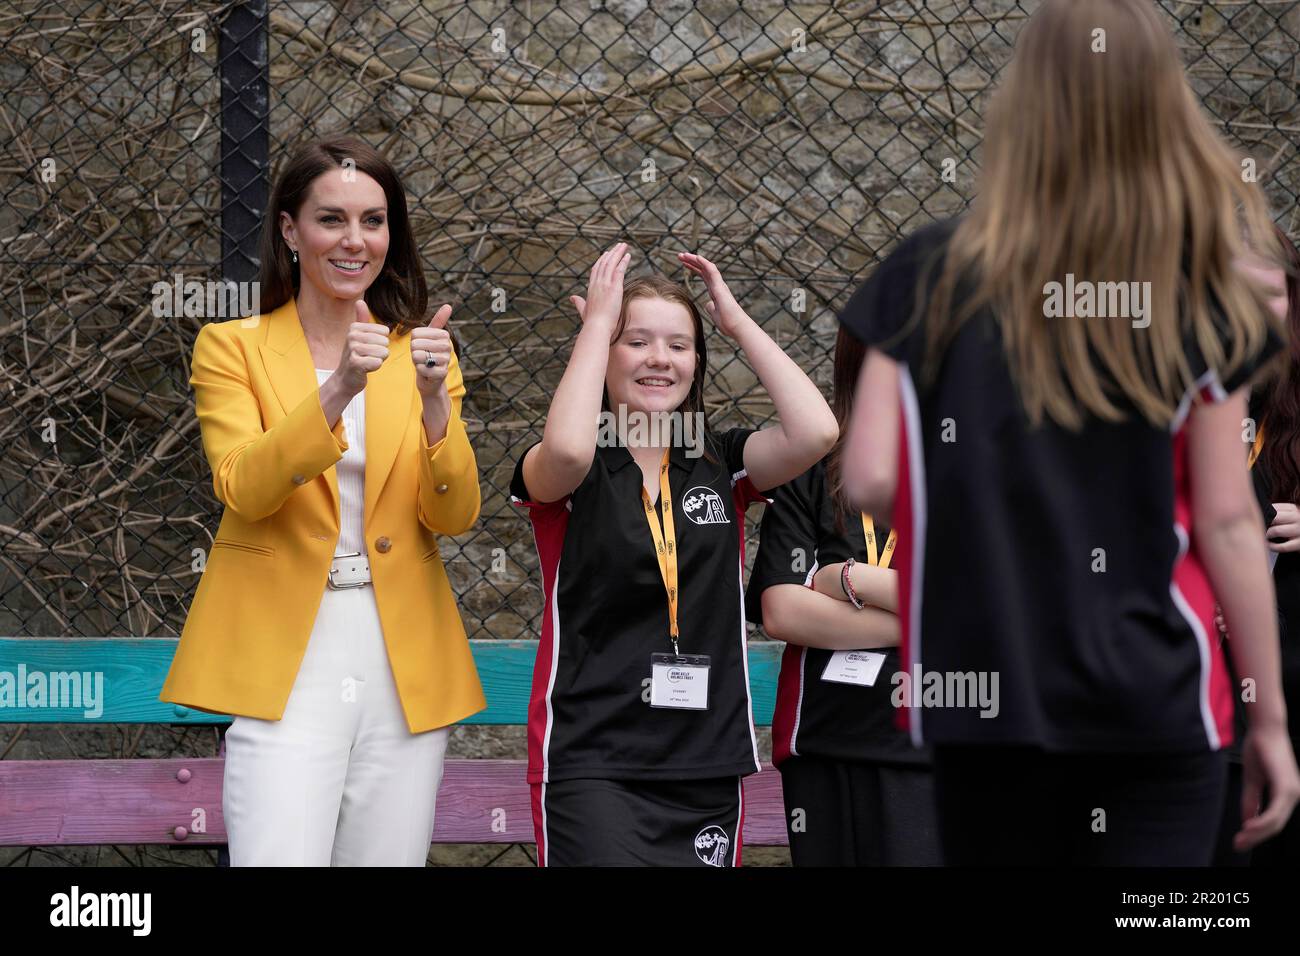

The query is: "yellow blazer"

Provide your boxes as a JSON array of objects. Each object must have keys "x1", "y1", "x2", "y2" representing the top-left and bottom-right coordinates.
[{"x1": 161, "y1": 297, "x2": 486, "y2": 732}]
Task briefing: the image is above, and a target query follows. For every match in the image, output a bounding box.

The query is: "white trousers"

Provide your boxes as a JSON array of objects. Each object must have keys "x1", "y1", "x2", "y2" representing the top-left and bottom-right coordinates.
[{"x1": 222, "y1": 581, "x2": 449, "y2": 866}]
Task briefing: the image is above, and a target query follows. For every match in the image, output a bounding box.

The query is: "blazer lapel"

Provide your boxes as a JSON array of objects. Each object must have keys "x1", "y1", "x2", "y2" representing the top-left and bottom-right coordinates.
[
  {"x1": 258, "y1": 297, "x2": 341, "y2": 525},
  {"x1": 256, "y1": 296, "x2": 410, "y2": 536},
  {"x1": 362, "y1": 330, "x2": 410, "y2": 532}
]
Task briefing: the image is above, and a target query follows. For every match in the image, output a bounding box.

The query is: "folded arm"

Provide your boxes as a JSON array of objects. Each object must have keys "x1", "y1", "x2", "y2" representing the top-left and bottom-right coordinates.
[{"x1": 760, "y1": 583, "x2": 900, "y2": 650}]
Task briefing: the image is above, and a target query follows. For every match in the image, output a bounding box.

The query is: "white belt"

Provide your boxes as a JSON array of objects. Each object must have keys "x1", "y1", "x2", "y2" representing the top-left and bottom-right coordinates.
[{"x1": 327, "y1": 551, "x2": 371, "y2": 589}]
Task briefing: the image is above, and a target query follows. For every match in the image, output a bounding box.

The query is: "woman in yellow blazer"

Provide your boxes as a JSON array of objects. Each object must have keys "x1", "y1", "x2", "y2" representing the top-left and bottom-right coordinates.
[{"x1": 161, "y1": 135, "x2": 485, "y2": 866}]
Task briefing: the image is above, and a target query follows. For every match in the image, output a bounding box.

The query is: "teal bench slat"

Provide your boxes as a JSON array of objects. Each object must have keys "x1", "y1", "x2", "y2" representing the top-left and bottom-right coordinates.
[{"x1": 0, "y1": 639, "x2": 783, "y2": 725}]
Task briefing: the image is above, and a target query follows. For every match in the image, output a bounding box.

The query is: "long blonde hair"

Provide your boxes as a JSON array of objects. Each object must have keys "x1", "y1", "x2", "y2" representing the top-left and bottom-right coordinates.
[{"x1": 922, "y1": 0, "x2": 1283, "y2": 428}]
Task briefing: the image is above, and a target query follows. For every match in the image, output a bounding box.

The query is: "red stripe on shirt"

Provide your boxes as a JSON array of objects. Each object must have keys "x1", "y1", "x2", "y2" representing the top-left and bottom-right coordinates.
[
  {"x1": 771, "y1": 643, "x2": 804, "y2": 766},
  {"x1": 1171, "y1": 421, "x2": 1236, "y2": 748},
  {"x1": 513, "y1": 497, "x2": 571, "y2": 784}
]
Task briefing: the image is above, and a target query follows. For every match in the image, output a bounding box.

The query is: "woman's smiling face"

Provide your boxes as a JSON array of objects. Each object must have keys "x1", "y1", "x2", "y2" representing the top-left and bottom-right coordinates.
[
  {"x1": 281, "y1": 168, "x2": 389, "y2": 301},
  {"x1": 605, "y1": 296, "x2": 697, "y2": 416}
]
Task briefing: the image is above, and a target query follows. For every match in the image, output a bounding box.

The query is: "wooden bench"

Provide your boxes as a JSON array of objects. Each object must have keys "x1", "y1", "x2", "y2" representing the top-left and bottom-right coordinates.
[{"x1": 0, "y1": 638, "x2": 788, "y2": 849}]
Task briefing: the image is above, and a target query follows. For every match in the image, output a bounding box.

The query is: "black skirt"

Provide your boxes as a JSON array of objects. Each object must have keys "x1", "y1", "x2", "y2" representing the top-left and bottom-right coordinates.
[
  {"x1": 779, "y1": 754, "x2": 941, "y2": 866},
  {"x1": 531, "y1": 776, "x2": 744, "y2": 866}
]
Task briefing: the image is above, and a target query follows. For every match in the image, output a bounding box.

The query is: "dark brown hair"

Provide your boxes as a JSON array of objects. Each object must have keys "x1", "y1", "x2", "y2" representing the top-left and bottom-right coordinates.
[
  {"x1": 1256, "y1": 228, "x2": 1300, "y2": 501},
  {"x1": 824, "y1": 325, "x2": 867, "y2": 533},
  {"x1": 257, "y1": 135, "x2": 428, "y2": 334}
]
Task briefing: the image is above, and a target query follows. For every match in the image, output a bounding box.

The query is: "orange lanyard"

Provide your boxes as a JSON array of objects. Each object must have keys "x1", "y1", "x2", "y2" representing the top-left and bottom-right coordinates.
[
  {"x1": 1248, "y1": 423, "x2": 1265, "y2": 470},
  {"x1": 641, "y1": 449, "x2": 681, "y2": 654},
  {"x1": 860, "y1": 514, "x2": 897, "y2": 569}
]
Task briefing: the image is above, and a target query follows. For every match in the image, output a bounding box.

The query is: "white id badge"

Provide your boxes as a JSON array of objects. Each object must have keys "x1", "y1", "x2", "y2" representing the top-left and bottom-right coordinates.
[
  {"x1": 650, "y1": 653, "x2": 710, "y2": 710},
  {"x1": 821, "y1": 650, "x2": 887, "y2": 687}
]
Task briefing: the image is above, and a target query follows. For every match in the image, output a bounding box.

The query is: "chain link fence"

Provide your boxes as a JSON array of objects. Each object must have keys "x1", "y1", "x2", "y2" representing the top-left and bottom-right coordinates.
[{"x1": 1, "y1": 0, "x2": 1298, "y2": 862}]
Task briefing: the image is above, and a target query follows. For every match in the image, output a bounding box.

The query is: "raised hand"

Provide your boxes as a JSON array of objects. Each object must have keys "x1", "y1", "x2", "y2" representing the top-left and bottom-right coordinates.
[
  {"x1": 677, "y1": 252, "x2": 753, "y2": 339},
  {"x1": 583, "y1": 242, "x2": 631, "y2": 328},
  {"x1": 411, "y1": 303, "x2": 453, "y2": 399},
  {"x1": 338, "y1": 300, "x2": 391, "y2": 393}
]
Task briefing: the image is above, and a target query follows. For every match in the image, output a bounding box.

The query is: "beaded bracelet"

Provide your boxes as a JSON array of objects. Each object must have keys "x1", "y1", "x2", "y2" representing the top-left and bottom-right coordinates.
[{"x1": 841, "y1": 557, "x2": 865, "y2": 610}]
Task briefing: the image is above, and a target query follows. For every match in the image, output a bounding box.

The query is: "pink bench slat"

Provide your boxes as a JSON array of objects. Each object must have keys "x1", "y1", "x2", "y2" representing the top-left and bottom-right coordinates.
[{"x1": 0, "y1": 759, "x2": 789, "y2": 847}]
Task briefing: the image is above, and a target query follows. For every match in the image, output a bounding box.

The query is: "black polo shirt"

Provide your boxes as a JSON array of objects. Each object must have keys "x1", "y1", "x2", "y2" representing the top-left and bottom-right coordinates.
[
  {"x1": 510, "y1": 428, "x2": 766, "y2": 783},
  {"x1": 746, "y1": 459, "x2": 929, "y2": 767},
  {"x1": 840, "y1": 216, "x2": 1282, "y2": 752}
]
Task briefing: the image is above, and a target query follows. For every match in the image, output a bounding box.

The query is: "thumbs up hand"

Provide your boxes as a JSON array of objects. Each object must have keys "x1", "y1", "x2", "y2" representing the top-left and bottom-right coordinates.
[
  {"x1": 337, "y1": 299, "x2": 390, "y2": 395},
  {"x1": 411, "y1": 304, "x2": 454, "y2": 399}
]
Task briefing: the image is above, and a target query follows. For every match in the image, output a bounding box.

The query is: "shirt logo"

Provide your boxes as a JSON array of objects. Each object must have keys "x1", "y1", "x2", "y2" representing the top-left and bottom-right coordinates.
[
  {"x1": 694, "y1": 825, "x2": 731, "y2": 866},
  {"x1": 682, "y1": 486, "x2": 729, "y2": 525}
]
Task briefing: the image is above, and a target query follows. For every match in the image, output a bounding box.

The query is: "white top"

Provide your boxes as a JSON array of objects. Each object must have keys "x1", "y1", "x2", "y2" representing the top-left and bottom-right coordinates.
[{"x1": 315, "y1": 368, "x2": 366, "y2": 558}]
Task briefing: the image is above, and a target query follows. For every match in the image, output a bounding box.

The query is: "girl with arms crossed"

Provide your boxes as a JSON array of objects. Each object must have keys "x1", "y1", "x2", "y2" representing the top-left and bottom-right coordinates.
[{"x1": 747, "y1": 326, "x2": 940, "y2": 866}]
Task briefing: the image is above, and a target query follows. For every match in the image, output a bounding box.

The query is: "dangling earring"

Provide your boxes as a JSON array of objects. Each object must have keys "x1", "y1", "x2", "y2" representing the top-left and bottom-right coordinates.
[{"x1": 291, "y1": 250, "x2": 298, "y2": 264}]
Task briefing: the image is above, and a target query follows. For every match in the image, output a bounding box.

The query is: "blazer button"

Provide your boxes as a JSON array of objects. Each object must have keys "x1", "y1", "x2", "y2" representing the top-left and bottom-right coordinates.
[
  {"x1": 291, "y1": 473, "x2": 306, "y2": 485},
  {"x1": 375, "y1": 536, "x2": 392, "y2": 553},
  {"x1": 435, "y1": 483, "x2": 449, "y2": 494}
]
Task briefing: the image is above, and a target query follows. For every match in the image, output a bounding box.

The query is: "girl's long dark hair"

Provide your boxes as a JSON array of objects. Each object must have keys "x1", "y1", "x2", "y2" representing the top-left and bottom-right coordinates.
[
  {"x1": 1257, "y1": 229, "x2": 1300, "y2": 502},
  {"x1": 825, "y1": 326, "x2": 867, "y2": 534},
  {"x1": 257, "y1": 135, "x2": 428, "y2": 334}
]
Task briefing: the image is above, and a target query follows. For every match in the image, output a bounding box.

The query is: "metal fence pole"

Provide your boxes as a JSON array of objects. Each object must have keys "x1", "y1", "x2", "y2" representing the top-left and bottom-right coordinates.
[{"x1": 219, "y1": 0, "x2": 269, "y2": 285}]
